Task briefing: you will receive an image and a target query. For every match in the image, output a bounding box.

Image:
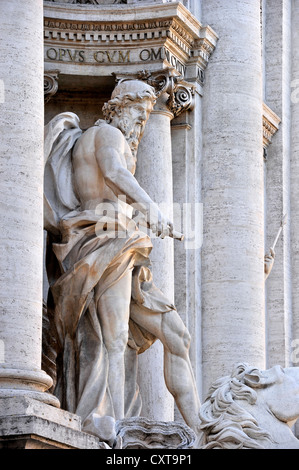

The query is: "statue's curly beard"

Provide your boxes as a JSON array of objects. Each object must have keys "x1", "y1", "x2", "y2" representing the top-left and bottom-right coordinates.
[{"x1": 117, "y1": 116, "x2": 144, "y2": 159}]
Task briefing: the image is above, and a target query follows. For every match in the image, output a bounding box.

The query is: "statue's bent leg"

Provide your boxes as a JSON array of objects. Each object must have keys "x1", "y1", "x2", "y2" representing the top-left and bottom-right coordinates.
[
  {"x1": 130, "y1": 304, "x2": 201, "y2": 433},
  {"x1": 95, "y1": 269, "x2": 133, "y2": 419}
]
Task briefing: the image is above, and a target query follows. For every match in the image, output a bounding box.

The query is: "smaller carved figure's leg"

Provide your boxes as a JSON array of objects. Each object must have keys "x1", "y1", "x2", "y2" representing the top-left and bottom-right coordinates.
[
  {"x1": 130, "y1": 304, "x2": 201, "y2": 434},
  {"x1": 96, "y1": 270, "x2": 132, "y2": 420}
]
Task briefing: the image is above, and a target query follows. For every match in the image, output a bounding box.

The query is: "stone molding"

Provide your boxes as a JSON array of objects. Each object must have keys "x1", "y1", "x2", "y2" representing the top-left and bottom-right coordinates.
[
  {"x1": 0, "y1": 367, "x2": 60, "y2": 408},
  {"x1": 263, "y1": 102, "x2": 281, "y2": 149},
  {"x1": 191, "y1": 26, "x2": 219, "y2": 84},
  {"x1": 0, "y1": 397, "x2": 106, "y2": 449}
]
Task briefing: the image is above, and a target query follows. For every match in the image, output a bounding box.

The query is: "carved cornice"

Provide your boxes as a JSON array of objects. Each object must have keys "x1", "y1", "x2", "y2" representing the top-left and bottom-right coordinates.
[
  {"x1": 263, "y1": 102, "x2": 281, "y2": 149},
  {"x1": 43, "y1": 1, "x2": 217, "y2": 81},
  {"x1": 44, "y1": 70, "x2": 60, "y2": 103},
  {"x1": 188, "y1": 26, "x2": 218, "y2": 85}
]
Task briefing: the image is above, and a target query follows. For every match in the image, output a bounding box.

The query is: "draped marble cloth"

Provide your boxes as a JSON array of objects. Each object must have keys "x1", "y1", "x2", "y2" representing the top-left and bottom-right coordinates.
[{"x1": 43, "y1": 113, "x2": 175, "y2": 431}]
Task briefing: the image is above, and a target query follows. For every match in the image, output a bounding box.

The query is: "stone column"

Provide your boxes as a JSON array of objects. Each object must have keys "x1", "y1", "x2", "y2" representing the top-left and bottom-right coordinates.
[
  {"x1": 201, "y1": 0, "x2": 265, "y2": 396},
  {"x1": 171, "y1": 90, "x2": 203, "y2": 401},
  {"x1": 185, "y1": 0, "x2": 202, "y2": 20},
  {"x1": 264, "y1": 0, "x2": 292, "y2": 368},
  {"x1": 0, "y1": 0, "x2": 58, "y2": 406},
  {"x1": 289, "y1": 0, "x2": 299, "y2": 439},
  {"x1": 291, "y1": 0, "x2": 299, "y2": 365},
  {"x1": 135, "y1": 93, "x2": 175, "y2": 422}
]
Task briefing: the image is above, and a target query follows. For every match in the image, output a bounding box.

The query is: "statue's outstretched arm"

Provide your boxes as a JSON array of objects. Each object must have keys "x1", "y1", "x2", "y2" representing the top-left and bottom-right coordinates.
[{"x1": 95, "y1": 133, "x2": 173, "y2": 238}]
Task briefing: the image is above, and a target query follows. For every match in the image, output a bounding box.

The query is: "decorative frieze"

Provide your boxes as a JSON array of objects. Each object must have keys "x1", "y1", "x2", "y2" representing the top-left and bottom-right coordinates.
[{"x1": 47, "y1": 0, "x2": 176, "y2": 3}]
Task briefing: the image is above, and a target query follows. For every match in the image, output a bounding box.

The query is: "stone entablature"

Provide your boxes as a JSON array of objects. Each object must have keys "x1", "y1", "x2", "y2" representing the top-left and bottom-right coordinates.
[{"x1": 43, "y1": 1, "x2": 217, "y2": 85}]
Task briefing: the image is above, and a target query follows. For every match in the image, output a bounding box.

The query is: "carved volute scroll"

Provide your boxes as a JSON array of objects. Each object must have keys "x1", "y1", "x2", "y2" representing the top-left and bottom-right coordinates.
[
  {"x1": 44, "y1": 70, "x2": 59, "y2": 103},
  {"x1": 167, "y1": 80, "x2": 195, "y2": 117}
]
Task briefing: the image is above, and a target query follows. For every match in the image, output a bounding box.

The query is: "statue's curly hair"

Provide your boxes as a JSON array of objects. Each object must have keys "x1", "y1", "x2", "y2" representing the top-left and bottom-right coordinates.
[
  {"x1": 199, "y1": 363, "x2": 274, "y2": 449},
  {"x1": 102, "y1": 89, "x2": 156, "y2": 124}
]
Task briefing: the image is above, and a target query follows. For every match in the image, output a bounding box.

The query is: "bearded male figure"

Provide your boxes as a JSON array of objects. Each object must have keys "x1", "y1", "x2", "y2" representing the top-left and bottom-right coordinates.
[{"x1": 43, "y1": 80, "x2": 201, "y2": 444}]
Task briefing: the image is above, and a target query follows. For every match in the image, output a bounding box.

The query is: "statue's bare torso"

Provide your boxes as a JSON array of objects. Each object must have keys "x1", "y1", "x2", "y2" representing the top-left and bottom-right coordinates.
[{"x1": 72, "y1": 123, "x2": 136, "y2": 212}]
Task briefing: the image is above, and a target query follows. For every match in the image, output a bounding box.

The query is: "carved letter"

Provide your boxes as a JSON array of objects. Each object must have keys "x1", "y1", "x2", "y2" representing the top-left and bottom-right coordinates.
[
  {"x1": 151, "y1": 48, "x2": 162, "y2": 61},
  {"x1": 106, "y1": 51, "x2": 117, "y2": 63},
  {"x1": 78, "y1": 50, "x2": 85, "y2": 63},
  {"x1": 94, "y1": 51, "x2": 105, "y2": 63},
  {"x1": 67, "y1": 49, "x2": 76, "y2": 61},
  {"x1": 58, "y1": 49, "x2": 66, "y2": 61},
  {"x1": 140, "y1": 49, "x2": 151, "y2": 61},
  {"x1": 118, "y1": 51, "x2": 130, "y2": 63},
  {"x1": 46, "y1": 48, "x2": 58, "y2": 61}
]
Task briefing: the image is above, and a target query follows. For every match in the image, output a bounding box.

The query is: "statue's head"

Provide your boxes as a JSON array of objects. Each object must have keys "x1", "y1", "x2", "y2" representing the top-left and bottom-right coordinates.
[
  {"x1": 102, "y1": 80, "x2": 156, "y2": 158},
  {"x1": 199, "y1": 362, "x2": 299, "y2": 449}
]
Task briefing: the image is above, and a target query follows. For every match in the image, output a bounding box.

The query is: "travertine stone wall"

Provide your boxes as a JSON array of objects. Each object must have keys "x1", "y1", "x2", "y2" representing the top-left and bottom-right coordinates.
[
  {"x1": 0, "y1": 0, "x2": 56, "y2": 405},
  {"x1": 201, "y1": 0, "x2": 265, "y2": 396}
]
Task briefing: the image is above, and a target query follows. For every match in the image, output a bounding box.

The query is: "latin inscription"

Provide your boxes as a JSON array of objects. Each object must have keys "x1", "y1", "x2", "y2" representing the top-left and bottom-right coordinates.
[
  {"x1": 46, "y1": 47, "x2": 85, "y2": 62},
  {"x1": 45, "y1": 46, "x2": 186, "y2": 76}
]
